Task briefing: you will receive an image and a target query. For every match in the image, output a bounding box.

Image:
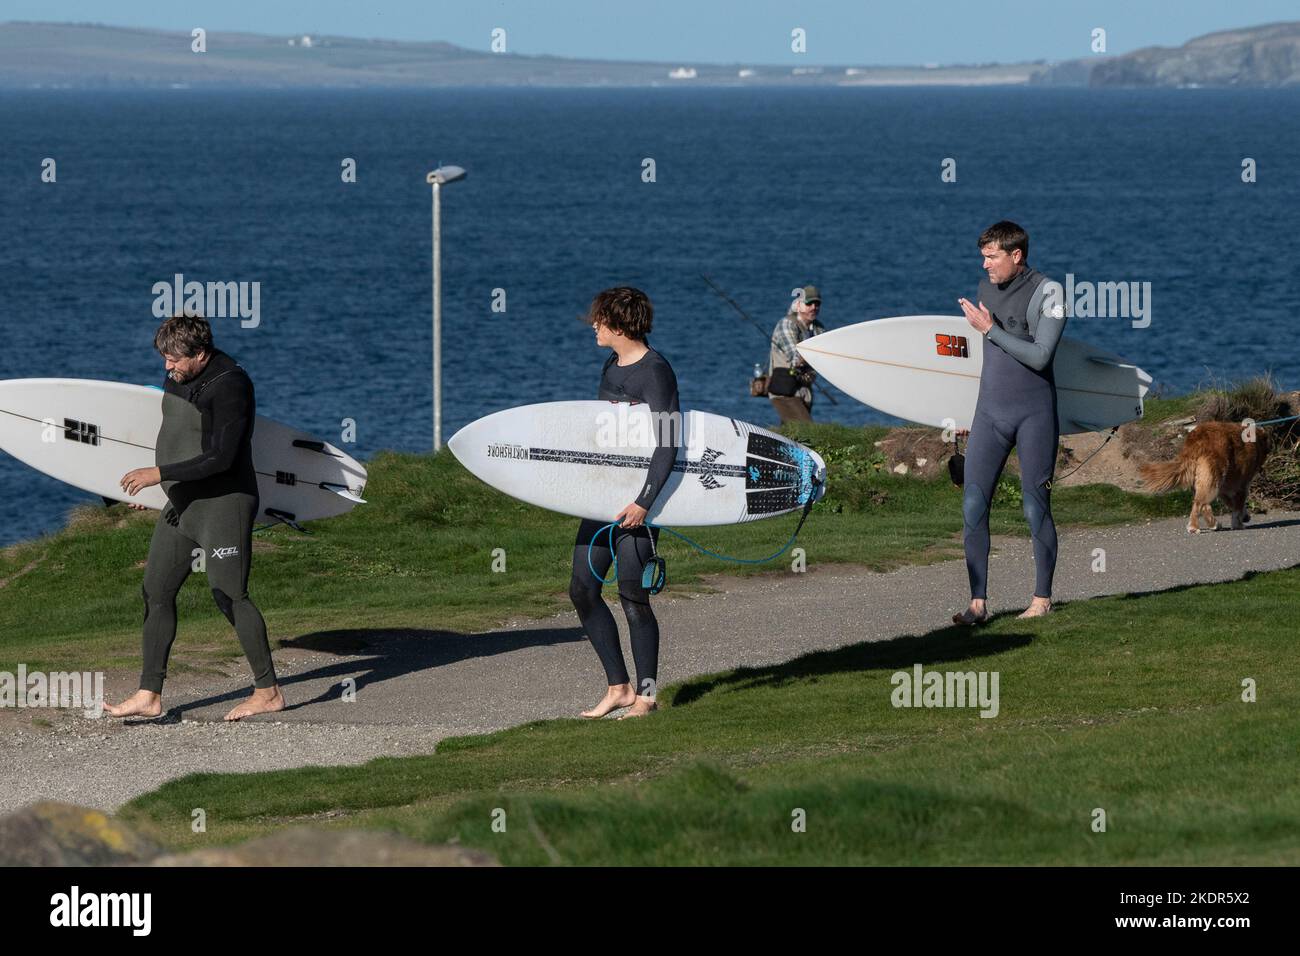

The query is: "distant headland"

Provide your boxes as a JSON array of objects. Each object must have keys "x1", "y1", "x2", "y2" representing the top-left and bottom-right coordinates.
[{"x1": 1, "y1": 20, "x2": 1298, "y2": 89}]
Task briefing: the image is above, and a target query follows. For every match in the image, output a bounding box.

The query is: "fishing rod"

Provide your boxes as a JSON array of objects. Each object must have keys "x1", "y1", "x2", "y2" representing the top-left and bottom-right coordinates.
[{"x1": 700, "y1": 274, "x2": 839, "y2": 406}]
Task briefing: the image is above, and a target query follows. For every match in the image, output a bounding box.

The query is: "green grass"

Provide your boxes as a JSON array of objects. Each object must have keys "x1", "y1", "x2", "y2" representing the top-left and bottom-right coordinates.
[
  {"x1": 0, "y1": 421, "x2": 1192, "y2": 675},
  {"x1": 3, "y1": 395, "x2": 1290, "y2": 865},
  {"x1": 1138, "y1": 392, "x2": 1200, "y2": 425},
  {"x1": 119, "y1": 564, "x2": 1300, "y2": 865},
  {"x1": 1140, "y1": 374, "x2": 1295, "y2": 429}
]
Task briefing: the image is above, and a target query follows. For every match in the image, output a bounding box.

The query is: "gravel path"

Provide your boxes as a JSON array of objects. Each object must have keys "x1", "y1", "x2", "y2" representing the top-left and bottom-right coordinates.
[{"x1": 2, "y1": 509, "x2": 1297, "y2": 814}]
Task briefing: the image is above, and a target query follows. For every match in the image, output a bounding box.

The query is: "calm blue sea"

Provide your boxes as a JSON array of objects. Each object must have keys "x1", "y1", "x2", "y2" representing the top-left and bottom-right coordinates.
[{"x1": 1, "y1": 86, "x2": 1297, "y2": 545}]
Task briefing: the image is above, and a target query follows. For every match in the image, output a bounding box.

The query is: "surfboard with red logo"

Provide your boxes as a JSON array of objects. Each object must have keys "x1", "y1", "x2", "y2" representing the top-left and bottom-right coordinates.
[{"x1": 797, "y1": 315, "x2": 1152, "y2": 434}]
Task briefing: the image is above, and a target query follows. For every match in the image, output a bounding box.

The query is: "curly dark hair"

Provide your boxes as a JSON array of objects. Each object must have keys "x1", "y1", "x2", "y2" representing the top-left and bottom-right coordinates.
[
  {"x1": 154, "y1": 314, "x2": 214, "y2": 358},
  {"x1": 588, "y1": 287, "x2": 653, "y2": 341}
]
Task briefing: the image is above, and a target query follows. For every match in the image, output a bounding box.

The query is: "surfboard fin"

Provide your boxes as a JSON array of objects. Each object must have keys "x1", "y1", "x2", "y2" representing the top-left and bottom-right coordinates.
[
  {"x1": 292, "y1": 439, "x2": 346, "y2": 458},
  {"x1": 1068, "y1": 419, "x2": 1108, "y2": 432},
  {"x1": 1086, "y1": 355, "x2": 1140, "y2": 370},
  {"x1": 263, "y1": 508, "x2": 311, "y2": 533},
  {"x1": 319, "y1": 481, "x2": 366, "y2": 504},
  {"x1": 1088, "y1": 355, "x2": 1154, "y2": 393}
]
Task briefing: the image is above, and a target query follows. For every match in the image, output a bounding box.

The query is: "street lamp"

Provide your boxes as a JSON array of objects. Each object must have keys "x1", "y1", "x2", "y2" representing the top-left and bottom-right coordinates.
[{"x1": 427, "y1": 164, "x2": 466, "y2": 451}]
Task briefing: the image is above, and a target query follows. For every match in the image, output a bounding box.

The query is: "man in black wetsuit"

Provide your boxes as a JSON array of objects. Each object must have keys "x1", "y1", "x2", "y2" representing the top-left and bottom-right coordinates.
[
  {"x1": 954, "y1": 221, "x2": 1067, "y2": 624},
  {"x1": 104, "y1": 315, "x2": 283, "y2": 722},
  {"x1": 569, "y1": 287, "x2": 680, "y2": 719}
]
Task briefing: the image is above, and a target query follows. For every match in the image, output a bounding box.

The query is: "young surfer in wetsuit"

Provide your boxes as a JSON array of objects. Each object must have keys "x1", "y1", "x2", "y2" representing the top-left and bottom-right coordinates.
[
  {"x1": 954, "y1": 221, "x2": 1067, "y2": 624},
  {"x1": 105, "y1": 315, "x2": 283, "y2": 721},
  {"x1": 569, "y1": 287, "x2": 680, "y2": 719}
]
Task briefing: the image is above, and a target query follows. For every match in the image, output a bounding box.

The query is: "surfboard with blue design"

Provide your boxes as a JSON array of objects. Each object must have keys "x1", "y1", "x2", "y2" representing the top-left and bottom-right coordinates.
[{"x1": 448, "y1": 401, "x2": 825, "y2": 526}]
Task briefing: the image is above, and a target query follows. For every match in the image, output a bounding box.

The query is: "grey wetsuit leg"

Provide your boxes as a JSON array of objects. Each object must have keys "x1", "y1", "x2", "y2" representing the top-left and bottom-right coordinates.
[
  {"x1": 1015, "y1": 408, "x2": 1059, "y2": 599},
  {"x1": 962, "y1": 411, "x2": 1015, "y2": 601}
]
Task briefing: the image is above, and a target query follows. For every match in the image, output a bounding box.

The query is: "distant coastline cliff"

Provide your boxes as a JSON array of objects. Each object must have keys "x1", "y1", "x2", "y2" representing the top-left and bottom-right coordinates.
[
  {"x1": 1036, "y1": 21, "x2": 1300, "y2": 88},
  {"x1": 2, "y1": 20, "x2": 1299, "y2": 89}
]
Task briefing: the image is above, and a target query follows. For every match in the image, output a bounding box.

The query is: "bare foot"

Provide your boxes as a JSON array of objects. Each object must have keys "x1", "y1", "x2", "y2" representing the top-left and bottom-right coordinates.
[
  {"x1": 952, "y1": 599, "x2": 989, "y2": 626},
  {"x1": 1018, "y1": 597, "x2": 1052, "y2": 619},
  {"x1": 616, "y1": 697, "x2": 658, "y2": 720},
  {"x1": 102, "y1": 689, "x2": 163, "y2": 718},
  {"x1": 581, "y1": 684, "x2": 636, "y2": 719},
  {"x1": 224, "y1": 686, "x2": 285, "y2": 721}
]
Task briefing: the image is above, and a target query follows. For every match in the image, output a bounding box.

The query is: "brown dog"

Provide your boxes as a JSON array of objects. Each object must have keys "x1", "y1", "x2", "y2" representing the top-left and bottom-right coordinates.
[{"x1": 1140, "y1": 421, "x2": 1271, "y2": 532}]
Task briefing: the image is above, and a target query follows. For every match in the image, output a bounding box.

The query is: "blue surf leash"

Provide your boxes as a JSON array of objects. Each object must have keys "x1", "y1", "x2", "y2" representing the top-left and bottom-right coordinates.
[{"x1": 587, "y1": 448, "x2": 823, "y2": 594}]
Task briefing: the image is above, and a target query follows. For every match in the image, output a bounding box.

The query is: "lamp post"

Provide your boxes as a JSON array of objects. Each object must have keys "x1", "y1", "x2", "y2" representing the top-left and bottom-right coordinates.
[{"x1": 427, "y1": 164, "x2": 466, "y2": 451}]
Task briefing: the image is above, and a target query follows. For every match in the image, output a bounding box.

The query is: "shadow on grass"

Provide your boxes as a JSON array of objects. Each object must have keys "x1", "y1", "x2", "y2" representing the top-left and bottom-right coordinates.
[
  {"x1": 670, "y1": 623, "x2": 1033, "y2": 707},
  {"x1": 155, "y1": 556, "x2": 1300, "y2": 720},
  {"x1": 1101, "y1": 562, "x2": 1300, "y2": 603},
  {"x1": 672, "y1": 557, "x2": 1300, "y2": 708},
  {"x1": 166, "y1": 624, "x2": 587, "y2": 718}
]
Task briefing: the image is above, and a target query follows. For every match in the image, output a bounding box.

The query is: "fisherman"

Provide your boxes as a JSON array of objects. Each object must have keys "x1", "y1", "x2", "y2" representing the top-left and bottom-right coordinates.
[
  {"x1": 105, "y1": 315, "x2": 283, "y2": 721},
  {"x1": 767, "y1": 285, "x2": 825, "y2": 423},
  {"x1": 569, "y1": 287, "x2": 680, "y2": 719},
  {"x1": 953, "y1": 221, "x2": 1067, "y2": 623}
]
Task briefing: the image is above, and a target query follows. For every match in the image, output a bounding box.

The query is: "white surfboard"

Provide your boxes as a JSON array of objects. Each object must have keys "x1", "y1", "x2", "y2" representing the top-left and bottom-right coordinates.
[
  {"x1": 0, "y1": 379, "x2": 367, "y2": 525},
  {"x1": 797, "y1": 315, "x2": 1152, "y2": 434},
  {"x1": 448, "y1": 401, "x2": 826, "y2": 526}
]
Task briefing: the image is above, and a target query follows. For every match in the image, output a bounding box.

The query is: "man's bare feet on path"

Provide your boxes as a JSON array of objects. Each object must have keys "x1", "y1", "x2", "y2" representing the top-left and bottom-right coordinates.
[
  {"x1": 102, "y1": 689, "x2": 163, "y2": 718},
  {"x1": 952, "y1": 599, "x2": 989, "y2": 626},
  {"x1": 1018, "y1": 597, "x2": 1053, "y2": 619},
  {"x1": 581, "y1": 684, "x2": 636, "y2": 719},
  {"x1": 224, "y1": 686, "x2": 285, "y2": 721},
  {"x1": 616, "y1": 697, "x2": 658, "y2": 720}
]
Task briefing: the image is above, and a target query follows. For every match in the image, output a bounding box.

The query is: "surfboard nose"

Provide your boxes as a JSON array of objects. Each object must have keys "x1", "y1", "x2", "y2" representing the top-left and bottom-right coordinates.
[{"x1": 445, "y1": 423, "x2": 471, "y2": 464}]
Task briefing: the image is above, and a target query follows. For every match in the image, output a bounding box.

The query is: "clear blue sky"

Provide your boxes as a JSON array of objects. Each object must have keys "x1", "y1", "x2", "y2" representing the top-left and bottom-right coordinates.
[{"x1": 5, "y1": 0, "x2": 1296, "y2": 65}]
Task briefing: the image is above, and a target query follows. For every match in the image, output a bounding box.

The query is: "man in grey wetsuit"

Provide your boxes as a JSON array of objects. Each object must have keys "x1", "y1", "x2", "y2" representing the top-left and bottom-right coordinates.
[
  {"x1": 954, "y1": 221, "x2": 1067, "y2": 624},
  {"x1": 104, "y1": 315, "x2": 283, "y2": 721}
]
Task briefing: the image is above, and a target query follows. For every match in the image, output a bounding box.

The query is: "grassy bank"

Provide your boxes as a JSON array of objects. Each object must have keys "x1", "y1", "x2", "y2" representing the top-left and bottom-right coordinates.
[
  {"x1": 119, "y1": 563, "x2": 1300, "y2": 864},
  {"x1": 0, "y1": 422, "x2": 1191, "y2": 675}
]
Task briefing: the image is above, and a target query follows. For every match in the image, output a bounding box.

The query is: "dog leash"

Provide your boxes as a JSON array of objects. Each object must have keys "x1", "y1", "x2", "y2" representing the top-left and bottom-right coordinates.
[
  {"x1": 1251, "y1": 414, "x2": 1300, "y2": 427},
  {"x1": 1054, "y1": 426, "x2": 1120, "y2": 483},
  {"x1": 1053, "y1": 412, "x2": 1297, "y2": 485}
]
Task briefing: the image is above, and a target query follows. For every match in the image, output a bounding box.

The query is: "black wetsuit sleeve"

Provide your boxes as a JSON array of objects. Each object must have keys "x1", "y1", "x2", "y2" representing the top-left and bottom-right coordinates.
[
  {"x1": 157, "y1": 375, "x2": 254, "y2": 482},
  {"x1": 633, "y1": 363, "x2": 681, "y2": 511}
]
